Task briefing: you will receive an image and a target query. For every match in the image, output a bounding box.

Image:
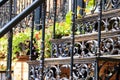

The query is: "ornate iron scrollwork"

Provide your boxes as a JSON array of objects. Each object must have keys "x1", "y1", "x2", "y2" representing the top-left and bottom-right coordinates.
[
  {"x1": 101, "y1": 37, "x2": 120, "y2": 55},
  {"x1": 52, "y1": 42, "x2": 71, "y2": 58},
  {"x1": 83, "y1": 0, "x2": 120, "y2": 15},
  {"x1": 111, "y1": 0, "x2": 120, "y2": 9},
  {"x1": 76, "y1": 17, "x2": 120, "y2": 34},
  {"x1": 29, "y1": 65, "x2": 41, "y2": 80},
  {"x1": 43, "y1": 63, "x2": 95, "y2": 80},
  {"x1": 29, "y1": 0, "x2": 120, "y2": 80},
  {"x1": 27, "y1": 63, "x2": 94, "y2": 80},
  {"x1": 51, "y1": 36, "x2": 120, "y2": 58}
]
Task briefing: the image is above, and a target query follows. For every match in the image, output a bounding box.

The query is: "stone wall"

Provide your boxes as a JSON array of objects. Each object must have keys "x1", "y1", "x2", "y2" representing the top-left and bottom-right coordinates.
[
  {"x1": 0, "y1": 57, "x2": 29, "y2": 80},
  {"x1": 14, "y1": 61, "x2": 28, "y2": 80}
]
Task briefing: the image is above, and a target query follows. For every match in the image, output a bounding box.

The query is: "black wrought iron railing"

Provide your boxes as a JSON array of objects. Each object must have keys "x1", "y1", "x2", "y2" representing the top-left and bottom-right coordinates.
[
  {"x1": 0, "y1": 0, "x2": 71, "y2": 79},
  {"x1": 28, "y1": 0, "x2": 120, "y2": 80},
  {"x1": 51, "y1": 0, "x2": 120, "y2": 58},
  {"x1": 0, "y1": 0, "x2": 45, "y2": 80}
]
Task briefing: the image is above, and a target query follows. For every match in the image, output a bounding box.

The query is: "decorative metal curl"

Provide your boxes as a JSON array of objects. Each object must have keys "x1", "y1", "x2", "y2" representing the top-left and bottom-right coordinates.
[
  {"x1": 101, "y1": 37, "x2": 120, "y2": 55},
  {"x1": 43, "y1": 63, "x2": 95, "y2": 80},
  {"x1": 29, "y1": 65, "x2": 41, "y2": 80},
  {"x1": 72, "y1": 63, "x2": 95, "y2": 80},
  {"x1": 52, "y1": 42, "x2": 71, "y2": 58},
  {"x1": 111, "y1": 0, "x2": 120, "y2": 9},
  {"x1": 108, "y1": 17, "x2": 120, "y2": 31}
]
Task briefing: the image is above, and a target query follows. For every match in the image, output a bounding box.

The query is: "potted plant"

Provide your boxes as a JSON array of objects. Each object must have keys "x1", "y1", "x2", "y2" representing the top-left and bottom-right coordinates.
[{"x1": 0, "y1": 35, "x2": 7, "y2": 59}]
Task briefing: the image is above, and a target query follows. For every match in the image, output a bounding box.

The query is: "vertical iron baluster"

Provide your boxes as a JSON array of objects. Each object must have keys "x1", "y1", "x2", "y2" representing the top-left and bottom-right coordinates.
[
  {"x1": 29, "y1": 1, "x2": 35, "y2": 79},
  {"x1": 70, "y1": 0, "x2": 76, "y2": 79},
  {"x1": 96, "y1": 1, "x2": 102, "y2": 79},
  {"x1": 78, "y1": 0, "x2": 85, "y2": 16},
  {"x1": 30, "y1": 0, "x2": 35, "y2": 60},
  {"x1": 6, "y1": 0, "x2": 13, "y2": 80},
  {"x1": 34, "y1": 4, "x2": 42, "y2": 30},
  {"x1": 97, "y1": 0, "x2": 102, "y2": 56},
  {"x1": 75, "y1": 0, "x2": 77, "y2": 18},
  {"x1": 14, "y1": 0, "x2": 17, "y2": 17},
  {"x1": 51, "y1": 0, "x2": 57, "y2": 57},
  {"x1": 95, "y1": 60, "x2": 99, "y2": 80},
  {"x1": 53, "y1": 0, "x2": 57, "y2": 39},
  {"x1": 40, "y1": 0, "x2": 46, "y2": 79}
]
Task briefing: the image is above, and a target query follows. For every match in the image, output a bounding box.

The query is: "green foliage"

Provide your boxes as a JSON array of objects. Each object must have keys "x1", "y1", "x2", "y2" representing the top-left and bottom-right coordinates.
[
  {"x1": 0, "y1": 29, "x2": 31, "y2": 59},
  {"x1": 55, "y1": 11, "x2": 72, "y2": 38},
  {"x1": 34, "y1": 11, "x2": 72, "y2": 58},
  {"x1": 85, "y1": 0, "x2": 95, "y2": 14},
  {"x1": 0, "y1": 35, "x2": 7, "y2": 58},
  {"x1": 12, "y1": 28, "x2": 30, "y2": 58},
  {"x1": 65, "y1": 11, "x2": 72, "y2": 24},
  {"x1": 0, "y1": 11, "x2": 72, "y2": 59},
  {"x1": 86, "y1": 0, "x2": 94, "y2": 8}
]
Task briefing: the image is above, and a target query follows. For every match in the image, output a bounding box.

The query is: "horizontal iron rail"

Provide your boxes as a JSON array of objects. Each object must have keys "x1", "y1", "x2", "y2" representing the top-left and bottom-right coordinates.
[
  {"x1": 76, "y1": 8, "x2": 120, "y2": 23},
  {"x1": 0, "y1": 71, "x2": 13, "y2": 73},
  {"x1": 27, "y1": 55, "x2": 120, "y2": 65},
  {"x1": 0, "y1": 0, "x2": 44, "y2": 38},
  {"x1": 50, "y1": 30, "x2": 120, "y2": 44}
]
